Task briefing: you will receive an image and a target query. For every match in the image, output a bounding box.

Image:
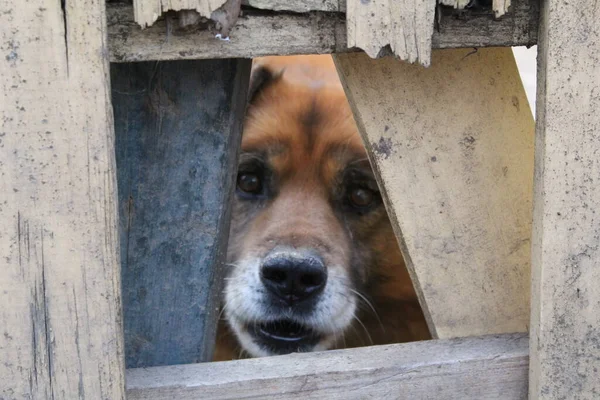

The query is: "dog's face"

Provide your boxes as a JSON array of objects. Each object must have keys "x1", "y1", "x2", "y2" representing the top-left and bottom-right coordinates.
[{"x1": 224, "y1": 57, "x2": 407, "y2": 357}]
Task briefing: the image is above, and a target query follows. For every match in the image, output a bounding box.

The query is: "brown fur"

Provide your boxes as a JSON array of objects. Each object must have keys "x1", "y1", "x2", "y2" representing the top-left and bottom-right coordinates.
[{"x1": 214, "y1": 55, "x2": 430, "y2": 361}]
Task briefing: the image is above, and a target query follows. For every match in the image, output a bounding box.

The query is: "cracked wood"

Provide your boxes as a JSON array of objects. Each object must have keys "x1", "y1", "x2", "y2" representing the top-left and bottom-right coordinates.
[{"x1": 0, "y1": 0, "x2": 125, "y2": 398}]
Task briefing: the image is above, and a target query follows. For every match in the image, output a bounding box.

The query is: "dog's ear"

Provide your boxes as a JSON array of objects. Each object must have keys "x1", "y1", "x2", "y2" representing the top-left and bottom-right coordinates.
[{"x1": 247, "y1": 64, "x2": 284, "y2": 105}]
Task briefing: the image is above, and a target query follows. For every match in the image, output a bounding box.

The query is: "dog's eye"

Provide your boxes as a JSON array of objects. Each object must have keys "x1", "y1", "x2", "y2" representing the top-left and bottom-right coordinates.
[
  {"x1": 237, "y1": 172, "x2": 262, "y2": 194},
  {"x1": 348, "y1": 186, "x2": 376, "y2": 208}
]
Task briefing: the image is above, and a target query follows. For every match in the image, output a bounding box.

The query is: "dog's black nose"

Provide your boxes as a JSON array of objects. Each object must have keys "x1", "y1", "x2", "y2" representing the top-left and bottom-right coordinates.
[{"x1": 260, "y1": 252, "x2": 327, "y2": 304}]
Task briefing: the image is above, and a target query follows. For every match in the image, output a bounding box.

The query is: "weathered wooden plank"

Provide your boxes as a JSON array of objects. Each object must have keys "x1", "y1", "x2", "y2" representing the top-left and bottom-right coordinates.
[
  {"x1": 334, "y1": 48, "x2": 534, "y2": 339},
  {"x1": 107, "y1": 0, "x2": 539, "y2": 62},
  {"x1": 126, "y1": 333, "x2": 529, "y2": 399},
  {"x1": 0, "y1": 0, "x2": 125, "y2": 398},
  {"x1": 529, "y1": 0, "x2": 600, "y2": 398},
  {"x1": 111, "y1": 59, "x2": 250, "y2": 368},
  {"x1": 346, "y1": 0, "x2": 436, "y2": 66}
]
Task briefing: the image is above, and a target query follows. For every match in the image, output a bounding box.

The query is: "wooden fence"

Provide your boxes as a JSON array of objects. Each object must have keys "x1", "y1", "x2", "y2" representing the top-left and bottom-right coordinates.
[{"x1": 1, "y1": 0, "x2": 598, "y2": 398}]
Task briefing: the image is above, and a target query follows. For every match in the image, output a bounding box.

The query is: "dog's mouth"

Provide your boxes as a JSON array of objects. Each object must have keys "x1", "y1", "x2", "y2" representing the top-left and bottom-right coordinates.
[{"x1": 247, "y1": 319, "x2": 322, "y2": 354}]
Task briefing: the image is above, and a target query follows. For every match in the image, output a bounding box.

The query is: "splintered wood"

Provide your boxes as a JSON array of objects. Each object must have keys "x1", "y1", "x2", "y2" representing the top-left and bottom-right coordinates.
[
  {"x1": 440, "y1": 0, "x2": 512, "y2": 18},
  {"x1": 346, "y1": 0, "x2": 436, "y2": 66},
  {"x1": 134, "y1": 0, "x2": 227, "y2": 28}
]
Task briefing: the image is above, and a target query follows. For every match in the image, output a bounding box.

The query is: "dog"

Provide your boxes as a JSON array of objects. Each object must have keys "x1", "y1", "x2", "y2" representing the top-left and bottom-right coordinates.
[{"x1": 214, "y1": 55, "x2": 430, "y2": 360}]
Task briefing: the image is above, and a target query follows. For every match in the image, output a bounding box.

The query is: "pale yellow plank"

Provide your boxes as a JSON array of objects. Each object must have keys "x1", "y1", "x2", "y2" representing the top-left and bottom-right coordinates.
[
  {"x1": 334, "y1": 48, "x2": 534, "y2": 339},
  {"x1": 529, "y1": 0, "x2": 600, "y2": 398},
  {"x1": 0, "y1": 0, "x2": 125, "y2": 398}
]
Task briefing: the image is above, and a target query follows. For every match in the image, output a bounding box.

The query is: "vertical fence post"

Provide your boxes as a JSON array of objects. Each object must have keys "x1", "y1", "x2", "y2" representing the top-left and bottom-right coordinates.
[
  {"x1": 529, "y1": 0, "x2": 600, "y2": 398},
  {"x1": 0, "y1": 0, "x2": 125, "y2": 398}
]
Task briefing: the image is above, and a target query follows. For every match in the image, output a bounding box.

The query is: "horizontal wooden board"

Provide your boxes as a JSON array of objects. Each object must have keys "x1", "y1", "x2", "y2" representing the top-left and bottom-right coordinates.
[
  {"x1": 107, "y1": 0, "x2": 538, "y2": 62},
  {"x1": 126, "y1": 333, "x2": 529, "y2": 399}
]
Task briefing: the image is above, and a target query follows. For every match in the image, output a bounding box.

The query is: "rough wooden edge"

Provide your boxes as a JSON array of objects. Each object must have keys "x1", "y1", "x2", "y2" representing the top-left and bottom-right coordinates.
[
  {"x1": 125, "y1": 333, "x2": 528, "y2": 399},
  {"x1": 107, "y1": 0, "x2": 538, "y2": 62},
  {"x1": 133, "y1": 0, "x2": 228, "y2": 28},
  {"x1": 345, "y1": 0, "x2": 436, "y2": 66}
]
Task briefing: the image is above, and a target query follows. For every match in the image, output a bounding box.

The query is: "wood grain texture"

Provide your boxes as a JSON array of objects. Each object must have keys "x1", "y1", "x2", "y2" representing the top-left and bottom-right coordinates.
[
  {"x1": 0, "y1": 0, "x2": 125, "y2": 398},
  {"x1": 244, "y1": 0, "x2": 344, "y2": 12},
  {"x1": 107, "y1": 0, "x2": 539, "y2": 62},
  {"x1": 134, "y1": 0, "x2": 227, "y2": 28},
  {"x1": 112, "y1": 59, "x2": 250, "y2": 368},
  {"x1": 346, "y1": 0, "x2": 436, "y2": 66},
  {"x1": 529, "y1": 0, "x2": 600, "y2": 398},
  {"x1": 334, "y1": 49, "x2": 534, "y2": 339},
  {"x1": 126, "y1": 333, "x2": 529, "y2": 399}
]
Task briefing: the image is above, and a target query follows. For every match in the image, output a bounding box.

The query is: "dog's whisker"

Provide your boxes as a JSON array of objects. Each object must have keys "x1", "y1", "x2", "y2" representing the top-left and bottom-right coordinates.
[
  {"x1": 350, "y1": 289, "x2": 385, "y2": 332},
  {"x1": 352, "y1": 315, "x2": 373, "y2": 346}
]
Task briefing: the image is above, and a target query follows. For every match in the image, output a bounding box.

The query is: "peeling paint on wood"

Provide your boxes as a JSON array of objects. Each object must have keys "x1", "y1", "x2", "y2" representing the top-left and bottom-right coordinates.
[
  {"x1": 334, "y1": 48, "x2": 534, "y2": 339},
  {"x1": 529, "y1": 0, "x2": 600, "y2": 398},
  {"x1": 111, "y1": 59, "x2": 250, "y2": 368},
  {"x1": 0, "y1": 0, "x2": 125, "y2": 398},
  {"x1": 346, "y1": 0, "x2": 436, "y2": 66}
]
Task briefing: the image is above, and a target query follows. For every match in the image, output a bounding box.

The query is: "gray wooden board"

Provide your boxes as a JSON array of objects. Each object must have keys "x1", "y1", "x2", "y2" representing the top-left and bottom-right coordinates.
[
  {"x1": 107, "y1": 0, "x2": 538, "y2": 63},
  {"x1": 126, "y1": 333, "x2": 529, "y2": 399},
  {"x1": 111, "y1": 59, "x2": 251, "y2": 368}
]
